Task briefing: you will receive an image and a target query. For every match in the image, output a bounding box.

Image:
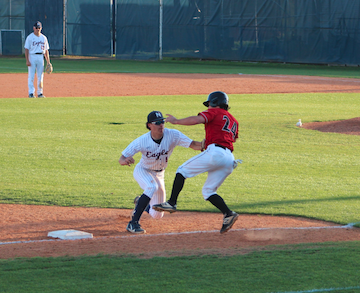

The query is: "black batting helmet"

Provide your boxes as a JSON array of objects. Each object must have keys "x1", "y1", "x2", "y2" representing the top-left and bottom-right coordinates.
[{"x1": 203, "y1": 91, "x2": 229, "y2": 108}]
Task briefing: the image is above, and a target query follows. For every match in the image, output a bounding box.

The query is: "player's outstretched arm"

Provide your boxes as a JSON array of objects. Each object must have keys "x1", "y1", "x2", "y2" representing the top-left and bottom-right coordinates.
[
  {"x1": 119, "y1": 155, "x2": 135, "y2": 166},
  {"x1": 166, "y1": 114, "x2": 205, "y2": 125},
  {"x1": 189, "y1": 140, "x2": 202, "y2": 151}
]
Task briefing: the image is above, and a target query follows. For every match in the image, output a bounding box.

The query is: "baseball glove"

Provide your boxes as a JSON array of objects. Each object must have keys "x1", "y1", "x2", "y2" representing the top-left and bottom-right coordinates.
[{"x1": 45, "y1": 63, "x2": 53, "y2": 74}]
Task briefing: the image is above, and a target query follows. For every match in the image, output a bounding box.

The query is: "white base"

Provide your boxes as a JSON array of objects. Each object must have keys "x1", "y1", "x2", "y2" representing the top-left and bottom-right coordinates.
[{"x1": 47, "y1": 230, "x2": 93, "y2": 240}]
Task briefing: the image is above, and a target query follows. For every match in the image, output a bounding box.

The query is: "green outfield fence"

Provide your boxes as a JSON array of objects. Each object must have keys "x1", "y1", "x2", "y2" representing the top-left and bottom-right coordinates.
[{"x1": 1, "y1": 0, "x2": 360, "y2": 65}]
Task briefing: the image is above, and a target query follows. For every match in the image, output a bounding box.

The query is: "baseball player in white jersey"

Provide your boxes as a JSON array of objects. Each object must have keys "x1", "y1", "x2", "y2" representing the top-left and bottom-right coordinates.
[
  {"x1": 24, "y1": 21, "x2": 51, "y2": 98},
  {"x1": 119, "y1": 111, "x2": 202, "y2": 234},
  {"x1": 153, "y1": 91, "x2": 242, "y2": 234}
]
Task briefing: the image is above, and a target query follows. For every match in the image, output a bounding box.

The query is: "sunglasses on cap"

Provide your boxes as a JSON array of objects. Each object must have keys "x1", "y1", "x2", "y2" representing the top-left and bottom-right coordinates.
[{"x1": 151, "y1": 120, "x2": 165, "y2": 125}]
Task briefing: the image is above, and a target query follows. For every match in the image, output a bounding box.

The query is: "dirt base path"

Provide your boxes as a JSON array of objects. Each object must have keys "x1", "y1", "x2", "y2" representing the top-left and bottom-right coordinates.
[
  {"x1": 1, "y1": 204, "x2": 360, "y2": 259},
  {"x1": 1, "y1": 72, "x2": 360, "y2": 259}
]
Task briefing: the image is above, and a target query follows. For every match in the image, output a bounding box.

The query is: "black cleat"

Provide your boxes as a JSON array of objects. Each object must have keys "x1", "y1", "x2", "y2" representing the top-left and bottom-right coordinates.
[
  {"x1": 126, "y1": 221, "x2": 145, "y2": 234},
  {"x1": 152, "y1": 202, "x2": 177, "y2": 213},
  {"x1": 220, "y1": 212, "x2": 239, "y2": 234}
]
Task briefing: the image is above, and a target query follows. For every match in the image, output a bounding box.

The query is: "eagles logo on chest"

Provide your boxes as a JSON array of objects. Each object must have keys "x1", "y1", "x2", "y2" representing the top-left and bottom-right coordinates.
[{"x1": 146, "y1": 149, "x2": 169, "y2": 160}]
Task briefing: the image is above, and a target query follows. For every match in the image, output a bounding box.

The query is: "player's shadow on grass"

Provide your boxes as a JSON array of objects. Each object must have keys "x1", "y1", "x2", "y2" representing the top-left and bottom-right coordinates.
[{"x1": 108, "y1": 122, "x2": 124, "y2": 125}]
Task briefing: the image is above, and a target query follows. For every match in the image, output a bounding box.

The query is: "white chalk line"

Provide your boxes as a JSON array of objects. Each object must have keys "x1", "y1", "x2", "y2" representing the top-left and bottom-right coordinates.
[
  {"x1": 272, "y1": 285, "x2": 360, "y2": 292},
  {"x1": 1, "y1": 222, "x2": 359, "y2": 246}
]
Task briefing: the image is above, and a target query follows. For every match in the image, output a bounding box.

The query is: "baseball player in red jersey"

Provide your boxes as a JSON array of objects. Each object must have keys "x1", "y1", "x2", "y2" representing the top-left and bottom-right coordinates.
[
  {"x1": 119, "y1": 111, "x2": 202, "y2": 234},
  {"x1": 153, "y1": 91, "x2": 240, "y2": 234}
]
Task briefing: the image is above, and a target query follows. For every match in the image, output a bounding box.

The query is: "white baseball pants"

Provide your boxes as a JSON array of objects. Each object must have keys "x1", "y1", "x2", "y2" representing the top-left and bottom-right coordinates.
[
  {"x1": 28, "y1": 54, "x2": 44, "y2": 95},
  {"x1": 177, "y1": 143, "x2": 235, "y2": 199},
  {"x1": 133, "y1": 164, "x2": 166, "y2": 219}
]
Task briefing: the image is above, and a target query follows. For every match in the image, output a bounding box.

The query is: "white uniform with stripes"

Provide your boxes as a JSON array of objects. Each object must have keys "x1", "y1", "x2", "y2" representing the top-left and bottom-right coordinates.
[
  {"x1": 122, "y1": 128, "x2": 192, "y2": 219},
  {"x1": 24, "y1": 32, "x2": 49, "y2": 95}
]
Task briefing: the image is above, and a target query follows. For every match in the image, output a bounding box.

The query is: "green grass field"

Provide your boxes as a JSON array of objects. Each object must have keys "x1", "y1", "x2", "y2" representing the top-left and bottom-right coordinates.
[
  {"x1": 1, "y1": 93, "x2": 359, "y2": 224},
  {"x1": 1, "y1": 242, "x2": 360, "y2": 293},
  {"x1": 0, "y1": 57, "x2": 359, "y2": 292},
  {"x1": 2, "y1": 56, "x2": 360, "y2": 77}
]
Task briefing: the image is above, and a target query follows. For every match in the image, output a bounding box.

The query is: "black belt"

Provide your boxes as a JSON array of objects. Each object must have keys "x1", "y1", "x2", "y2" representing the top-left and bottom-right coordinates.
[
  {"x1": 215, "y1": 144, "x2": 232, "y2": 152},
  {"x1": 154, "y1": 169, "x2": 164, "y2": 172},
  {"x1": 35, "y1": 52, "x2": 43, "y2": 55}
]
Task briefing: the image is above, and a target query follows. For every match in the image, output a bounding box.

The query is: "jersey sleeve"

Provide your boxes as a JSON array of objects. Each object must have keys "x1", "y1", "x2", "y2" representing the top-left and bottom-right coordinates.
[
  {"x1": 172, "y1": 129, "x2": 192, "y2": 148},
  {"x1": 199, "y1": 109, "x2": 215, "y2": 123},
  {"x1": 122, "y1": 137, "x2": 141, "y2": 158},
  {"x1": 24, "y1": 35, "x2": 30, "y2": 49},
  {"x1": 43, "y1": 35, "x2": 50, "y2": 51}
]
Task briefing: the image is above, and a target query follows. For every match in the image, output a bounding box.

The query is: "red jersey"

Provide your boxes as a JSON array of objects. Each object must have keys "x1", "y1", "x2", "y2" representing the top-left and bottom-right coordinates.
[{"x1": 199, "y1": 108, "x2": 238, "y2": 152}]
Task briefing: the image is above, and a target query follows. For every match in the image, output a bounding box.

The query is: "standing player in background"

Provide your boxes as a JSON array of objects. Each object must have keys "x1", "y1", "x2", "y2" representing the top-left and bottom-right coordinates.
[
  {"x1": 24, "y1": 21, "x2": 51, "y2": 98},
  {"x1": 119, "y1": 111, "x2": 202, "y2": 234},
  {"x1": 153, "y1": 91, "x2": 241, "y2": 234}
]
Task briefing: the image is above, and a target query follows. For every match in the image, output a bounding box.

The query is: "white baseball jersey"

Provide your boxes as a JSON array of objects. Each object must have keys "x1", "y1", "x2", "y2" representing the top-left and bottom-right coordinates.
[
  {"x1": 122, "y1": 128, "x2": 192, "y2": 171},
  {"x1": 24, "y1": 33, "x2": 49, "y2": 54},
  {"x1": 122, "y1": 128, "x2": 193, "y2": 219}
]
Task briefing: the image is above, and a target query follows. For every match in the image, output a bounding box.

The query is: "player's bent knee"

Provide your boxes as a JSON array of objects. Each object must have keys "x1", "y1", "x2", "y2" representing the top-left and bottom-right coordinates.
[
  {"x1": 202, "y1": 186, "x2": 220, "y2": 199},
  {"x1": 143, "y1": 187, "x2": 157, "y2": 198}
]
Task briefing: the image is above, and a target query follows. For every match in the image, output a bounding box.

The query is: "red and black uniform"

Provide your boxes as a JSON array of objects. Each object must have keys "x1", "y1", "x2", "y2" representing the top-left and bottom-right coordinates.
[{"x1": 199, "y1": 108, "x2": 238, "y2": 152}]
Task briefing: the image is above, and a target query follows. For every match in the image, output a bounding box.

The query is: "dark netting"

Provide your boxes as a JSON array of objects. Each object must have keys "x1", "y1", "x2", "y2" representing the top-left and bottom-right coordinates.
[
  {"x1": 116, "y1": 0, "x2": 159, "y2": 60},
  {"x1": 66, "y1": 0, "x2": 111, "y2": 56},
  {"x1": 0, "y1": 0, "x2": 25, "y2": 30},
  {"x1": 1, "y1": 30, "x2": 22, "y2": 55},
  {"x1": 0, "y1": 0, "x2": 25, "y2": 55},
  {"x1": 116, "y1": 0, "x2": 360, "y2": 65},
  {"x1": 2, "y1": 0, "x2": 360, "y2": 64},
  {"x1": 24, "y1": 0, "x2": 64, "y2": 55}
]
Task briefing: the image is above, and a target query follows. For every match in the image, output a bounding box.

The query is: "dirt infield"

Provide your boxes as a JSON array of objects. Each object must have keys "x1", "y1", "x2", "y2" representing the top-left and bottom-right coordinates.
[
  {"x1": 1, "y1": 72, "x2": 360, "y2": 259},
  {"x1": 1, "y1": 204, "x2": 360, "y2": 259}
]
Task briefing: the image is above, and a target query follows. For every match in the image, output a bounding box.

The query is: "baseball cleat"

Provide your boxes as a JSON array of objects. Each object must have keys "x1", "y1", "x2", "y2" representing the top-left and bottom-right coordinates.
[
  {"x1": 220, "y1": 211, "x2": 239, "y2": 234},
  {"x1": 152, "y1": 201, "x2": 177, "y2": 213},
  {"x1": 37, "y1": 94, "x2": 45, "y2": 98},
  {"x1": 28, "y1": 93, "x2": 35, "y2": 98},
  {"x1": 126, "y1": 221, "x2": 146, "y2": 234}
]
